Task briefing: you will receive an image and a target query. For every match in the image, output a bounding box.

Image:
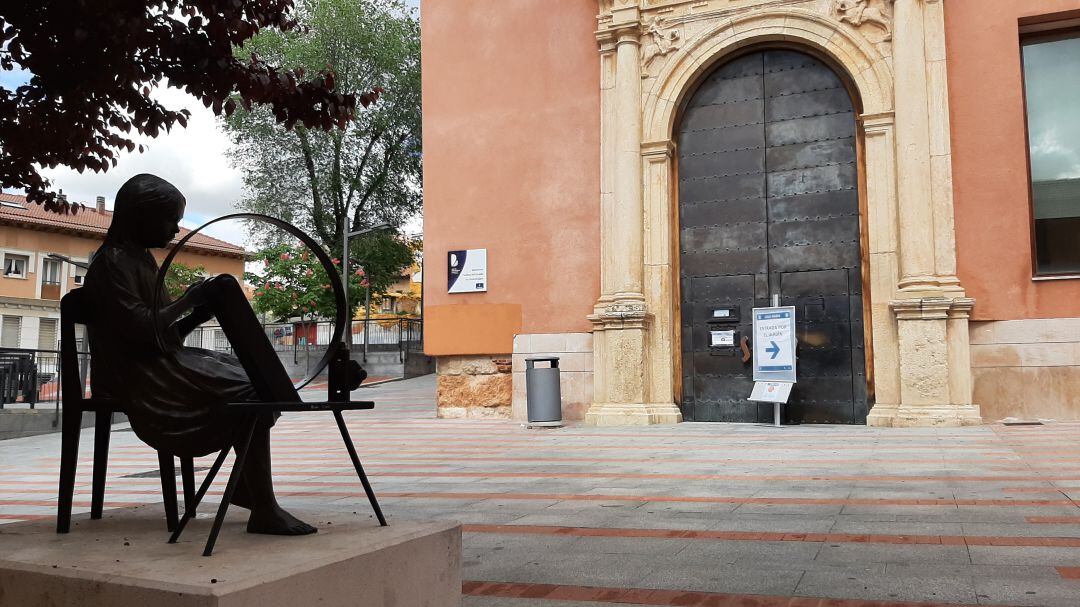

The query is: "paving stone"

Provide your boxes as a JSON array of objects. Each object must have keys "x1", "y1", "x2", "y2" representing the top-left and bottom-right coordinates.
[
  {"x1": 972, "y1": 575, "x2": 1080, "y2": 607},
  {"x1": 637, "y1": 561, "x2": 805, "y2": 595},
  {"x1": 814, "y1": 542, "x2": 972, "y2": 565},
  {"x1": 3, "y1": 375, "x2": 1080, "y2": 607},
  {"x1": 795, "y1": 570, "x2": 980, "y2": 604}
]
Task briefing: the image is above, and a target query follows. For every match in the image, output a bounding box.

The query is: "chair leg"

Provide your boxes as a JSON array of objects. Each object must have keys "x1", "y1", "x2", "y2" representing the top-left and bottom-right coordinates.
[
  {"x1": 90, "y1": 411, "x2": 112, "y2": 519},
  {"x1": 56, "y1": 408, "x2": 83, "y2": 533},
  {"x1": 203, "y1": 415, "x2": 257, "y2": 557},
  {"x1": 169, "y1": 446, "x2": 231, "y2": 545},
  {"x1": 181, "y1": 458, "x2": 196, "y2": 516},
  {"x1": 158, "y1": 453, "x2": 178, "y2": 533},
  {"x1": 333, "y1": 410, "x2": 387, "y2": 526}
]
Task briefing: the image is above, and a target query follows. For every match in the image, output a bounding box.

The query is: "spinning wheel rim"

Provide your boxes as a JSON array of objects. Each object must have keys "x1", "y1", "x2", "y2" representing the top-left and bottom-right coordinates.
[{"x1": 152, "y1": 213, "x2": 348, "y2": 391}]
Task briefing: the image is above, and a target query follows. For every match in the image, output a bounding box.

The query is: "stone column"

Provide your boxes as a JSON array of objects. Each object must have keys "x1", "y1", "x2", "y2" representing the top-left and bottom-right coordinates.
[
  {"x1": 586, "y1": 5, "x2": 680, "y2": 425},
  {"x1": 923, "y1": 0, "x2": 963, "y2": 295},
  {"x1": 891, "y1": 0, "x2": 937, "y2": 295},
  {"x1": 867, "y1": 0, "x2": 980, "y2": 426}
]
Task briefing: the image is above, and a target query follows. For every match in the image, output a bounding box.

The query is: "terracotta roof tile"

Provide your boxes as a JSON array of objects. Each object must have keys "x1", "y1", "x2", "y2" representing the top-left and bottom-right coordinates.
[{"x1": 0, "y1": 192, "x2": 245, "y2": 258}]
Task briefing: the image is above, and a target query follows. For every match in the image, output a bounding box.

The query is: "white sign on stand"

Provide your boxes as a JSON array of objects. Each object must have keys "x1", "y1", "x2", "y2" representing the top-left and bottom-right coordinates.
[
  {"x1": 748, "y1": 381, "x2": 793, "y2": 404},
  {"x1": 750, "y1": 305, "x2": 797, "y2": 426},
  {"x1": 752, "y1": 306, "x2": 797, "y2": 383}
]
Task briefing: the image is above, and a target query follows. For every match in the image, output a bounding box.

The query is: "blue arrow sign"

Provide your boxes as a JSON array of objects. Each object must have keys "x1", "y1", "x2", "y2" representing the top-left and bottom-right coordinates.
[{"x1": 766, "y1": 341, "x2": 780, "y2": 360}]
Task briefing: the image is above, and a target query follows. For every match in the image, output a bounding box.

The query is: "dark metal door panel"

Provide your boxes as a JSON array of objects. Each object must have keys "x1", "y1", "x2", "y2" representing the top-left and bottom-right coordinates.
[
  {"x1": 779, "y1": 269, "x2": 856, "y2": 423},
  {"x1": 678, "y1": 48, "x2": 867, "y2": 424},
  {"x1": 764, "y1": 50, "x2": 865, "y2": 424},
  {"x1": 681, "y1": 274, "x2": 758, "y2": 422}
]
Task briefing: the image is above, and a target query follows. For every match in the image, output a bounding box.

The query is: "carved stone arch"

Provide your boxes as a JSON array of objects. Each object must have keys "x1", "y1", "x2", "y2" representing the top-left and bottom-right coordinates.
[
  {"x1": 588, "y1": 0, "x2": 981, "y2": 428},
  {"x1": 642, "y1": 8, "x2": 894, "y2": 143},
  {"x1": 632, "y1": 8, "x2": 903, "y2": 426}
]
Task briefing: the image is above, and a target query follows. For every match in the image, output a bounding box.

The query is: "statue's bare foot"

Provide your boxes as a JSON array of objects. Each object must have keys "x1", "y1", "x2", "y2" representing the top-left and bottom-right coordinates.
[{"x1": 246, "y1": 506, "x2": 318, "y2": 536}]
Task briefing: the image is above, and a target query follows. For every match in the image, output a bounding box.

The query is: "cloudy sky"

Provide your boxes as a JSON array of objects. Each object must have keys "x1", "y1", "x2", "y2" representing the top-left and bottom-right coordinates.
[{"x1": 2, "y1": 0, "x2": 421, "y2": 248}]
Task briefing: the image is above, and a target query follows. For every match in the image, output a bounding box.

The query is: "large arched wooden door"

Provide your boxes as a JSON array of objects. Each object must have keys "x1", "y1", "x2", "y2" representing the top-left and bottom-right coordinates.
[{"x1": 678, "y1": 49, "x2": 868, "y2": 424}]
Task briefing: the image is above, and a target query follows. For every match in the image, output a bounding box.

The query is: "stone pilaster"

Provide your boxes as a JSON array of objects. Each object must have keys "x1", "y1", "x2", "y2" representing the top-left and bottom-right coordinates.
[{"x1": 867, "y1": 298, "x2": 981, "y2": 427}]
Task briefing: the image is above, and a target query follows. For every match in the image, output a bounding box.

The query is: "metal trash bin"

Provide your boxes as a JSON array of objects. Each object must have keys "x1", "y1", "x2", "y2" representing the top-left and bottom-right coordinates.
[{"x1": 525, "y1": 357, "x2": 562, "y2": 427}]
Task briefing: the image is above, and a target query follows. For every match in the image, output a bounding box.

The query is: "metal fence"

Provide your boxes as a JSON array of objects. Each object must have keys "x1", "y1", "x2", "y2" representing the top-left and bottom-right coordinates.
[
  {"x1": 0, "y1": 318, "x2": 423, "y2": 409},
  {"x1": 184, "y1": 318, "x2": 424, "y2": 362},
  {"x1": 0, "y1": 347, "x2": 71, "y2": 410}
]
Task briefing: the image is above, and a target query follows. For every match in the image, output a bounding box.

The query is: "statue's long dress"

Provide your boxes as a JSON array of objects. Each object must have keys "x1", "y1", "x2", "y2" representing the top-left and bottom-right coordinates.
[{"x1": 86, "y1": 241, "x2": 259, "y2": 458}]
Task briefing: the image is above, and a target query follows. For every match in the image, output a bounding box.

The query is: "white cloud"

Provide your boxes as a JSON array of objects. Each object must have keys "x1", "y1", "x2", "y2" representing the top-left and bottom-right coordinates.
[{"x1": 39, "y1": 85, "x2": 249, "y2": 246}]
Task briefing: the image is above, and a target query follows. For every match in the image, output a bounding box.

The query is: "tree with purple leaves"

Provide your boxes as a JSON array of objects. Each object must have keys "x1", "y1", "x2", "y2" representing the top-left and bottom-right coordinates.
[{"x1": 0, "y1": 0, "x2": 378, "y2": 213}]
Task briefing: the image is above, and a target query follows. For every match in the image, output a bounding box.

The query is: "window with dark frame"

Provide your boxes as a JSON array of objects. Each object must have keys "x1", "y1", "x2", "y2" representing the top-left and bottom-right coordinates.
[
  {"x1": 1022, "y1": 30, "x2": 1080, "y2": 276},
  {"x1": 41, "y1": 258, "x2": 61, "y2": 285},
  {"x1": 3, "y1": 254, "x2": 28, "y2": 278}
]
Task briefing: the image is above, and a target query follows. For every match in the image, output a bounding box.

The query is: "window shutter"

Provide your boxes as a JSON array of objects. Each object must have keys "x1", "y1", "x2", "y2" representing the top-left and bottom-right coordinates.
[
  {"x1": 38, "y1": 318, "x2": 58, "y2": 351},
  {"x1": 1, "y1": 316, "x2": 22, "y2": 348}
]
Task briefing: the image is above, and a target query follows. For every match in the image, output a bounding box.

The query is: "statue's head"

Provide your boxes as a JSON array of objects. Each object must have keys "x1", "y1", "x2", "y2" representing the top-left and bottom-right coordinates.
[{"x1": 107, "y1": 174, "x2": 187, "y2": 248}]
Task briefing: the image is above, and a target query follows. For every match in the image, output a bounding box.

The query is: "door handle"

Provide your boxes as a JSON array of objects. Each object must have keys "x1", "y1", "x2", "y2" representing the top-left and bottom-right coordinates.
[{"x1": 740, "y1": 336, "x2": 752, "y2": 363}]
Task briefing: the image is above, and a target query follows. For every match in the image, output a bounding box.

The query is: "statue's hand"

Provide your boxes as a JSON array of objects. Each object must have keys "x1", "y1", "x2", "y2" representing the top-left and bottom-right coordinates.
[{"x1": 182, "y1": 279, "x2": 209, "y2": 307}]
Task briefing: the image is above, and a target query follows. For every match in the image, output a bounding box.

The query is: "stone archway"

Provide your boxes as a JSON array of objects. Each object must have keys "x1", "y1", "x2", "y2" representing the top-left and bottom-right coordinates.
[{"x1": 586, "y1": 0, "x2": 982, "y2": 428}]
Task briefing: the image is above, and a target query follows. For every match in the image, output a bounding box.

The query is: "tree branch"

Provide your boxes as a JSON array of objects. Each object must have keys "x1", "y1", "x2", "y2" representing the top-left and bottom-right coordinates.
[
  {"x1": 352, "y1": 132, "x2": 408, "y2": 229},
  {"x1": 296, "y1": 128, "x2": 332, "y2": 246},
  {"x1": 346, "y1": 125, "x2": 384, "y2": 230}
]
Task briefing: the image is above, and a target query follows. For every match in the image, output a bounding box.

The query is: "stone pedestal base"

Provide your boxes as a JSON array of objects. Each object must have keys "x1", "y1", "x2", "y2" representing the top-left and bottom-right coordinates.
[
  {"x1": 585, "y1": 402, "x2": 683, "y2": 426},
  {"x1": 0, "y1": 506, "x2": 461, "y2": 607},
  {"x1": 866, "y1": 403, "x2": 983, "y2": 427}
]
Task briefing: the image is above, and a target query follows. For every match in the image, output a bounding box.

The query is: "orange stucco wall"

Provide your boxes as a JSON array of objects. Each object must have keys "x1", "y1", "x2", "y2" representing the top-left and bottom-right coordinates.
[
  {"x1": 947, "y1": 0, "x2": 1080, "y2": 321},
  {"x1": 421, "y1": 1, "x2": 601, "y2": 356}
]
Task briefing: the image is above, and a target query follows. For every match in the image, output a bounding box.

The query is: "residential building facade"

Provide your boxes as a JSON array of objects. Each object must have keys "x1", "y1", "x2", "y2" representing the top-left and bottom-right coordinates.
[
  {"x1": 421, "y1": 0, "x2": 1080, "y2": 425},
  {"x1": 0, "y1": 193, "x2": 246, "y2": 352}
]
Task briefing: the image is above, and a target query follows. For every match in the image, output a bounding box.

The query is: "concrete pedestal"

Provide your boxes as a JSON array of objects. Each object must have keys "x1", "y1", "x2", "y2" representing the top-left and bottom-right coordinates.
[{"x1": 0, "y1": 506, "x2": 461, "y2": 607}]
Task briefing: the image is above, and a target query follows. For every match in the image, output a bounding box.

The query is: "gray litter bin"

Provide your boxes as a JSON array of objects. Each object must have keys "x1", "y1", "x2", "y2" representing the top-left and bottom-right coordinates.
[{"x1": 525, "y1": 357, "x2": 562, "y2": 426}]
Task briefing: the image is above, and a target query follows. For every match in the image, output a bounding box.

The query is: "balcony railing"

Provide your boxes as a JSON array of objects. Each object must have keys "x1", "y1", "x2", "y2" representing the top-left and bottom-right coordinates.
[{"x1": 40, "y1": 280, "x2": 61, "y2": 300}]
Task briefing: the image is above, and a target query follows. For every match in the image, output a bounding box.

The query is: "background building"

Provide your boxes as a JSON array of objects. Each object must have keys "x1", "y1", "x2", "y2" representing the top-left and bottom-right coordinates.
[
  {"x1": 0, "y1": 192, "x2": 246, "y2": 351},
  {"x1": 422, "y1": 0, "x2": 1080, "y2": 425}
]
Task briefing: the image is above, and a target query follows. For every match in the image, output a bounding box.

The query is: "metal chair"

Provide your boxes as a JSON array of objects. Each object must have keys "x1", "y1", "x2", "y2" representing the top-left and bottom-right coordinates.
[
  {"x1": 56, "y1": 288, "x2": 196, "y2": 534},
  {"x1": 168, "y1": 398, "x2": 386, "y2": 556}
]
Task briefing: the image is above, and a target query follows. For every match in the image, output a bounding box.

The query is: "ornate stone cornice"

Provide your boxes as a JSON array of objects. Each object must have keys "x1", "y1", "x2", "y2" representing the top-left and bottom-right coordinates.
[
  {"x1": 641, "y1": 139, "x2": 676, "y2": 159},
  {"x1": 589, "y1": 295, "x2": 651, "y2": 331},
  {"x1": 0, "y1": 295, "x2": 60, "y2": 312},
  {"x1": 946, "y1": 298, "x2": 976, "y2": 320},
  {"x1": 890, "y1": 296, "x2": 972, "y2": 321},
  {"x1": 860, "y1": 111, "x2": 896, "y2": 131}
]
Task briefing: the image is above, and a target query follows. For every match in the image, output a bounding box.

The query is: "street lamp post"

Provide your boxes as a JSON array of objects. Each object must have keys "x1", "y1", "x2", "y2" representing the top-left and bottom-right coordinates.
[{"x1": 342, "y1": 223, "x2": 392, "y2": 362}]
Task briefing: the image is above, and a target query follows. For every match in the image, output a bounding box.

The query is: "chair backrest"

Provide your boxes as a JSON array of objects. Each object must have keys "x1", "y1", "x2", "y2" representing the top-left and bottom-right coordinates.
[{"x1": 60, "y1": 289, "x2": 92, "y2": 408}]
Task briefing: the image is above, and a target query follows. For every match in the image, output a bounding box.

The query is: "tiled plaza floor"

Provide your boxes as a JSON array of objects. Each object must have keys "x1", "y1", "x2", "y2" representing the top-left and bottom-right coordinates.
[{"x1": 2, "y1": 375, "x2": 1079, "y2": 606}]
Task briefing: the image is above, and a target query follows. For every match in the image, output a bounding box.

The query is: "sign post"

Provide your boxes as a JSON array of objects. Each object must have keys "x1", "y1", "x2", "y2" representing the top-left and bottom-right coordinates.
[{"x1": 749, "y1": 305, "x2": 797, "y2": 427}]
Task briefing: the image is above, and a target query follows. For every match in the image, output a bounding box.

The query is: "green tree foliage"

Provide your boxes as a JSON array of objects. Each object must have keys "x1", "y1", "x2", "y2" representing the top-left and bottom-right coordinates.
[
  {"x1": 224, "y1": 0, "x2": 421, "y2": 299},
  {"x1": 245, "y1": 236, "x2": 416, "y2": 321},
  {"x1": 164, "y1": 261, "x2": 207, "y2": 300}
]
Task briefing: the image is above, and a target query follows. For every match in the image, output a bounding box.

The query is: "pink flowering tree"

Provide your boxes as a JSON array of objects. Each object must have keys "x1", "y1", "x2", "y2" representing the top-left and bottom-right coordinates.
[{"x1": 244, "y1": 238, "x2": 415, "y2": 321}]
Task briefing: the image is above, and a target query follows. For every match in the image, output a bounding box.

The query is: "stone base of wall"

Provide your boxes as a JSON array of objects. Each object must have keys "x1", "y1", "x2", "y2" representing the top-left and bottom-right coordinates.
[
  {"x1": 970, "y1": 318, "x2": 1080, "y2": 421},
  {"x1": 436, "y1": 355, "x2": 512, "y2": 419},
  {"x1": 512, "y1": 333, "x2": 593, "y2": 422}
]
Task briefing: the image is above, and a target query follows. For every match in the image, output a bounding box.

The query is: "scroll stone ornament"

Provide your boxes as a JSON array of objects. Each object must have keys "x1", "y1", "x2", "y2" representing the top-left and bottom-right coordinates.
[
  {"x1": 833, "y1": 0, "x2": 894, "y2": 42},
  {"x1": 641, "y1": 16, "x2": 681, "y2": 79}
]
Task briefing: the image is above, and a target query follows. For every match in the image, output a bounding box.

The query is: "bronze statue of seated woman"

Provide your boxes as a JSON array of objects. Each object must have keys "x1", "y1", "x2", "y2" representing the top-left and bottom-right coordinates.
[{"x1": 84, "y1": 173, "x2": 315, "y2": 536}]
